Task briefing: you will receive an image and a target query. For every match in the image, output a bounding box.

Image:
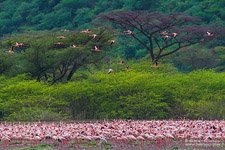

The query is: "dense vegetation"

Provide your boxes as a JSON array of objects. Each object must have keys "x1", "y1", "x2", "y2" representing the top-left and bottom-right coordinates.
[
  {"x1": 0, "y1": 30, "x2": 114, "y2": 82},
  {"x1": 0, "y1": 0, "x2": 225, "y2": 121},
  {"x1": 1, "y1": 0, "x2": 225, "y2": 35},
  {"x1": 0, "y1": 64, "x2": 225, "y2": 121}
]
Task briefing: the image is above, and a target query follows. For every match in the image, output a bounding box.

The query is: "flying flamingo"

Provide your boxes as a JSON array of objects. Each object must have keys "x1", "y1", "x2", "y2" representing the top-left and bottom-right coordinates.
[
  {"x1": 8, "y1": 47, "x2": 14, "y2": 54},
  {"x1": 206, "y1": 31, "x2": 213, "y2": 37},
  {"x1": 92, "y1": 34, "x2": 97, "y2": 39},
  {"x1": 71, "y1": 45, "x2": 78, "y2": 48},
  {"x1": 92, "y1": 46, "x2": 101, "y2": 52},
  {"x1": 108, "y1": 69, "x2": 113, "y2": 74},
  {"x1": 110, "y1": 40, "x2": 115, "y2": 45},
  {"x1": 124, "y1": 30, "x2": 133, "y2": 35},
  {"x1": 163, "y1": 35, "x2": 170, "y2": 39},
  {"x1": 172, "y1": 33, "x2": 178, "y2": 37},
  {"x1": 81, "y1": 29, "x2": 92, "y2": 33},
  {"x1": 57, "y1": 35, "x2": 66, "y2": 39},
  {"x1": 15, "y1": 42, "x2": 24, "y2": 47},
  {"x1": 55, "y1": 42, "x2": 63, "y2": 45},
  {"x1": 160, "y1": 31, "x2": 168, "y2": 35}
]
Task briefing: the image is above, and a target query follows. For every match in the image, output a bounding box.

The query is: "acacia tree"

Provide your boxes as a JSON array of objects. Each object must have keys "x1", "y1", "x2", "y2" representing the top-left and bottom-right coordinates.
[
  {"x1": 101, "y1": 11, "x2": 224, "y2": 65},
  {"x1": 0, "y1": 29, "x2": 113, "y2": 83}
]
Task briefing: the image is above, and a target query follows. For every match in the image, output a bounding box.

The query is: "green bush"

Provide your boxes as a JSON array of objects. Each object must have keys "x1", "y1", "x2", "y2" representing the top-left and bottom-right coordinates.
[
  {"x1": 6, "y1": 107, "x2": 66, "y2": 122},
  {"x1": 1, "y1": 68, "x2": 225, "y2": 121}
]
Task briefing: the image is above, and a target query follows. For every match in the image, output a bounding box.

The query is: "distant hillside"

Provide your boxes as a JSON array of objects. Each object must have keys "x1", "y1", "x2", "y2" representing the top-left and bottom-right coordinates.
[{"x1": 0, "y1": 0, "x2": 224, "y2": 36}]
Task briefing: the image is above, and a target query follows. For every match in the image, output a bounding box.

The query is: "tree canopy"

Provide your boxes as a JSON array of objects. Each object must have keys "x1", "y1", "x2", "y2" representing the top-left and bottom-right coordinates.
[
  {"x1": 101, "y1": 11, "x2": 225, "y2": 65},
  {"x1": 1, "y1": 0, "x2": 225, "y2": 36},
  {"x1": 0, "y1": 29, "x2": 114, "y2": 83}
]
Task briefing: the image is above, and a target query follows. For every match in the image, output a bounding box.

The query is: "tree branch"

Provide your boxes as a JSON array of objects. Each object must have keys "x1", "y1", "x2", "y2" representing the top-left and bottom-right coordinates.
[{"x1": 159, "y1": 42, "x2": 197, "y2": 58}]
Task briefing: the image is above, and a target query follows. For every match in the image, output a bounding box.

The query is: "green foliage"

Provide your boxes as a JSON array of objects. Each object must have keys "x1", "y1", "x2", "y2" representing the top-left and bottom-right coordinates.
[
  {"x1": 6, "y1": 107, "x2": 65, "y2": 122},
  {"x1": 0, "y1": 51, "x2": 14, "y2": 74},
  {"x1": 1, "y1": 0, "x2": 225, "y2": 35},
  {"x1": 0, "y1": 0, "x2": 225, "y2": 63},
  {"x1": 1, "y1": 65, "x2": 225, "y2": 121},
  {"x1": 0, "y1": 30, "x2": 114, "y2": 82},
  {"x1": 213, "y1": 46, "x2": 225, "y2": 71},
  {"x1": 172, "y1": 45, "x2": 216, "y2": 72}
]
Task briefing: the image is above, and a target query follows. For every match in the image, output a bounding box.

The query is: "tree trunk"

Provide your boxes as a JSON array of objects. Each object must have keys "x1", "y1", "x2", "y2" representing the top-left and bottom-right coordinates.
[
  {"x1": 67, "y1": 62, "x2": 78, "y2": 81},
  {"x1": 52, "y1": 68, "x2": 68, "y2": 84},
  {"x1": 152, "y1": 59, "x2": 159, "y2": 67}
]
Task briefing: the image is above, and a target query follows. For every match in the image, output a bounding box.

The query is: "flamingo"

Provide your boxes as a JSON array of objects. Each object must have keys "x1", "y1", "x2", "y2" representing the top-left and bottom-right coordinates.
[
  {"x1": 15, "y1": 42, "x2": 24, "y2": 47},
  {"x1": 163, "y1": 35, "x2": 170, "y2": 39},
  {"x1": 0, "y1": 120, "x2": 225, "y2": 149},
  {"x1": 110, "y1": 40, "x2": 115, "y2": 45},
  {"x1": 71, "y1": 45, "x2": 78, "y2": 48},
  {"x1": 92, "y1": 34, "x2": 97, "y2": 39},
  {"x1": 57, "y1": 35, "x2": 66, "y2": 39},
  {"x1": 172, "y1": 33, "x2": 178, "y2": 37},
  {"x1": 124, "y1": 30, "x2": 133, "y2": 35},
  {"x1": 160, "y1": 31, "x2": 168, "y2": 35},
  {"x1": 206, "y1": 31, "x2": 213, "y2": 36},
  {"x1": 81, "y1": 29, "x2": 92, "y2": 33},
  {"x1": 8, "y1": 47, "x2": 14, "y2": 54},
  {"x1": 108, "y1": 69, "x2": 113, "y2": 74},
  {"x1": 92, "y1": 46, "x2": 101, "y2": 52},
  {"x1": 55, "y1": 42, "x2": 64, "y2": 45}
]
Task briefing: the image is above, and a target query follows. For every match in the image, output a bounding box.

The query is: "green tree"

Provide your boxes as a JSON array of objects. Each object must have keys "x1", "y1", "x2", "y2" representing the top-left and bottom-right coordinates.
[
  {"x1": 172, "y1": 45, "x2": 216, "y2": 72},
  {"x1": 0, "y1": 29, "x2": 114, "y2": 83},
  {"x1": 213, "y1": 46, "x2": 225, "y2": 71}
]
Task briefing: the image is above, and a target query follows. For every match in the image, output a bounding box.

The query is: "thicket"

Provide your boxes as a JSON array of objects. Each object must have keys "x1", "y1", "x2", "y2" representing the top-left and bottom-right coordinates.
[
  {"x1": 1, "y1": 0, "x2": 224, "y2": 36},
  {"x1": 0, "y1": 64, "x2": 225, "y2": 121}
]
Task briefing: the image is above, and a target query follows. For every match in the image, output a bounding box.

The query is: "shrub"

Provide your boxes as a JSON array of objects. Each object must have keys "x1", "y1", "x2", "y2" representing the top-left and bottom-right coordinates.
[{"x1": 5, "y1": 107, "x2": 66, "y2": 122}]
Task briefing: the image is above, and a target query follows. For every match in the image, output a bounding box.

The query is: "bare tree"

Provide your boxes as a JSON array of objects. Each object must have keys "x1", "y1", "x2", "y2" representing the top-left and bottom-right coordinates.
[{"x1": 101, "y1": 11, "x2": 223, "y2": 66}]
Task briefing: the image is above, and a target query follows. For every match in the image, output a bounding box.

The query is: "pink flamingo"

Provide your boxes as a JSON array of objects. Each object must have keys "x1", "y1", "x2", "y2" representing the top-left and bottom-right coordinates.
[
  {"x1": 92, "y1": 34, "x2": 97, "y2": 39},
  {"x1": 81, "y1": 29, "x2": 92, "y2": 33},
  {"x1": 172, "y1": 33, "x2": 178, "y2": 37},
  {"x1": 206, "y1": 31, "x2": 213, "y2": 36},
  {"x1": 15, "y1": 42, "x2": 24, "y2": 47},
  {"x1": 92, "y1": 46, "x2": 101, "y2": 52},
  {"x1": 160, "y1": 31, "x2": 168, "y2": 35},
  {"x1": 57, "y1": 35, "x2": 66, "y2": 39},
  {"x1": 124, "y1": 30, "x2": 133, "y2": 35}
]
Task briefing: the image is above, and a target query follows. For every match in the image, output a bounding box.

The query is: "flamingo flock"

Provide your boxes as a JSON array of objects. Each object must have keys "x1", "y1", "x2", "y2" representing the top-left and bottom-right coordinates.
[{"x1": 0, "y1": 120, "x2": 224, "y2": 149}]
